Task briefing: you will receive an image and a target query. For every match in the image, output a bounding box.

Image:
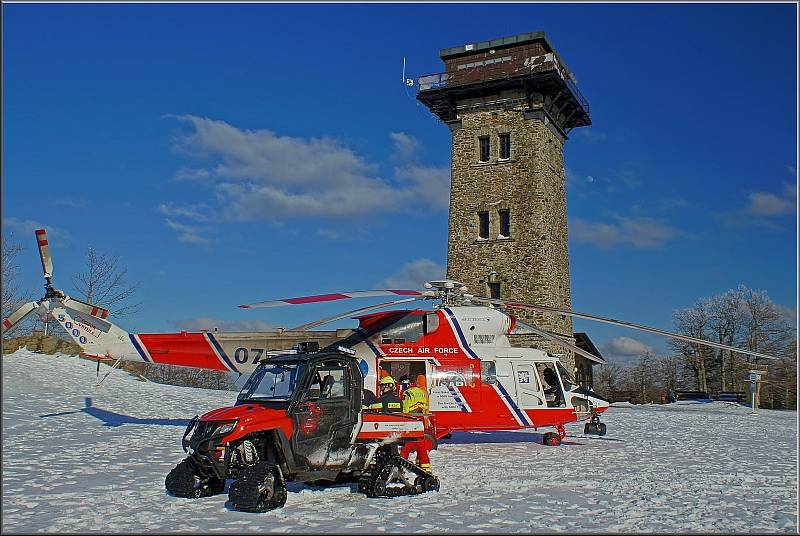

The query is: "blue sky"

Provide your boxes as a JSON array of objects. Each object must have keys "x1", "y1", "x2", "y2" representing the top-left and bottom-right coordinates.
[{"x1": 3, "y1": 3, "x2": 797, "y2": 363}]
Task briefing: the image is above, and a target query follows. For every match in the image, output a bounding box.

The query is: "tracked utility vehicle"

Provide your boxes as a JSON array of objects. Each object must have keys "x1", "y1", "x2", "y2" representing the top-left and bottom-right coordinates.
[{"x1": 165, "y1": 344, "x2": 439, "y2": 512}]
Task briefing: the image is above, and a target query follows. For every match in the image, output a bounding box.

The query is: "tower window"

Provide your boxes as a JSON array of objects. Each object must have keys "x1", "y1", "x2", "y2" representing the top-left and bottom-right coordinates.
[
  {"x1": 478, "y1": 136, "x2": 490, "y2": 162},
  {"x1": 499, "y1": 133, "x2": 511, "y2": 160},
  {"x1": 489, "y1": 282, "x2": 501, "y2": 299},
  {"x1": 499, "y1": 209, "x2": 510, "y2": 237},
  {"x1": 478, "y1": 212, "x2": 489, "y2": 239}
]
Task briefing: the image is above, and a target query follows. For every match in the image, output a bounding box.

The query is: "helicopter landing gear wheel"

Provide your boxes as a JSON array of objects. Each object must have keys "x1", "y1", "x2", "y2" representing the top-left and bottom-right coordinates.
[
  {"x1": 543, "y1": 432, "x2": 561, "y2": 446},
  {"x1": 584, "y1": 413, "x2": 606, "y2": 436},
  {"x1": 229, "y1": 461, "x2": 287, "y2": 512}
]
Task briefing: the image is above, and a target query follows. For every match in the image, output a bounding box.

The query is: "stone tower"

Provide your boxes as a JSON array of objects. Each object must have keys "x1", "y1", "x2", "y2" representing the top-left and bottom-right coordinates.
[{"x1": 417, "y1": 31, "x2": 591, "y2": 370}]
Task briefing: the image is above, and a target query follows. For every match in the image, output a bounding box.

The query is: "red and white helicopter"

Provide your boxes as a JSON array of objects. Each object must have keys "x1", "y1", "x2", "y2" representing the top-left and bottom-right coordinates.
[{"x1": 3, "y1": 229, "x2": 780, "y2": 445}]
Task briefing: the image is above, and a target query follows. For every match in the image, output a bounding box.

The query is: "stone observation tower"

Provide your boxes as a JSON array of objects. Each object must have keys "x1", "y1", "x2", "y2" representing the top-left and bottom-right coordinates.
[{"x1": 417, "y1": 31, "x2": 596, "y2": 378}]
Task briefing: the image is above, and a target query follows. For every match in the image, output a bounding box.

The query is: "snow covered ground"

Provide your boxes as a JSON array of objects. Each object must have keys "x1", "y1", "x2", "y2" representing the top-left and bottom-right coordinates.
[{"x1": 2, "y1": 350, "x2": 797, "y2": 533}]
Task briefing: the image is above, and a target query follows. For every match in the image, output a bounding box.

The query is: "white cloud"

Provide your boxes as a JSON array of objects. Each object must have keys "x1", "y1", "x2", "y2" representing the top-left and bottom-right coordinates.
[
  {"x1": 390, "y1": 131, "x2": 420, "y2": 160},
  {"x1": 745, "y1": 183, "x2": 796, "y2": 217},
  {"x1": 158, "y1": 203, "x2": 212, "y2": 222},
  {"x1": 600, "y1": 336, "x2": 656, "y2": 365},
  {"x1": 581, "y1": 130, "x2": 607, "y2": 142},
  {"x1": 53, "y1": 197, "x2": 87, "y2": 209},
  {"x1": 3, "y1": 218, "x2": 71, "y2": 243},
  {"x1": 165, "y1": 219, "x2": 213, "y2": 244},
  {"x1": 603, "y1": 336, "x2": 655, "y2": 356},
  {"x1": 393, "y1": 165, "x2": 451, "y2": 211},
  {"x1": 380, "y1": 258, "x2": 445, "y2": 290},
  {"x1": 570, "y1": 215, "x2": 675, "y2": 248},
  {"x1": 316, "y1": 228, "x2": 341, "y2": 240},
  {"x1": 175, "y1": 316, "x2": 275, "y2": 332},
  {"x1": 164, "y1": 116, "x2": 449, "y2": 225}
]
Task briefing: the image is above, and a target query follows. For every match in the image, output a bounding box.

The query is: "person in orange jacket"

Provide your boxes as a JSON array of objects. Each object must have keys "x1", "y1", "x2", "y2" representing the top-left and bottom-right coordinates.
[{"x1": 401, "y1": 374, "x2": 433, "y2": 472}]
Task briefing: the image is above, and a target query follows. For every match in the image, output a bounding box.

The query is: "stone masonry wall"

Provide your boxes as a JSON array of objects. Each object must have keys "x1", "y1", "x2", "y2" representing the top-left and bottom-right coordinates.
[{"x1": 446, "y1": 105, "x2": 575, "y2": 370}]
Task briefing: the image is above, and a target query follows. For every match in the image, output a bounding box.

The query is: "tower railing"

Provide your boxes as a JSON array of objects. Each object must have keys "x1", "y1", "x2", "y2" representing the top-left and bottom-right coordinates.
[{"x1": 417, "y1": 58, "x2": 589, "y2": 116}]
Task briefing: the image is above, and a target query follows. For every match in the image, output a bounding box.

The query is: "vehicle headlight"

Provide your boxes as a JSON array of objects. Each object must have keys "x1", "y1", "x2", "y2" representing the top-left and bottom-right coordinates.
[{"x1": 215, "y1": 421, "x2": 237, "y2": 435}]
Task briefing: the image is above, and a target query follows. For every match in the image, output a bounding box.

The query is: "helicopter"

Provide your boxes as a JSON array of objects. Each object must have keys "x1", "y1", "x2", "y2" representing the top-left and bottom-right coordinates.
[{"x1": 3, "y1": 228, "x2": 781, "y2": 446}]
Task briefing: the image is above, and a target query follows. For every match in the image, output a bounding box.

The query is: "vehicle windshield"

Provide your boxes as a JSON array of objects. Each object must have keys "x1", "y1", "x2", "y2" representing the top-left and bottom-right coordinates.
[
  {"x1": 238, "y1": 363, "x2": 302, "y2": 402},
  {"x1": 556, "y1": 361, "x2": 575, "y2": 391}
]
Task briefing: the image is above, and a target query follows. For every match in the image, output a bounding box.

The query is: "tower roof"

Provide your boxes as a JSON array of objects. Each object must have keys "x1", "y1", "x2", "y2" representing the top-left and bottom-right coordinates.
[{"x1": 439, "y1": 31, "x2": 556, "y2": 60}]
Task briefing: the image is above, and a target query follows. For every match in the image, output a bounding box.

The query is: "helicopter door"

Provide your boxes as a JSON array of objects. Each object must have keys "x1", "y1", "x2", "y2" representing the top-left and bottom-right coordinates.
[{"x1": 511, "y1": 363, "x2": 545, "y2": 408}]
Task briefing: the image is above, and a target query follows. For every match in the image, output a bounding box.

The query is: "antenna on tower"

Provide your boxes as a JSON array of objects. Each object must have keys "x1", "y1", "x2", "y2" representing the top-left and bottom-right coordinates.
[{"x1": 402, "y1": 57, "x2": 414, "y2": 87}]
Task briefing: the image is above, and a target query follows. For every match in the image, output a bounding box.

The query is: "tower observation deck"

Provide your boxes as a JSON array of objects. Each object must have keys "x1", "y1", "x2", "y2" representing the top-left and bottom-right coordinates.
[{"x1": 416, "y1": 31, "x2": 591, "y2": 135}]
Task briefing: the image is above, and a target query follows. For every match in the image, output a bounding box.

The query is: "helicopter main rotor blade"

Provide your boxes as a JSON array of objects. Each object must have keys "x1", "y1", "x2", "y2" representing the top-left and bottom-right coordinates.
[
  {"x1": 514, "y1": 320, "x2": 607, "y2": 364},
  {"x1": 2, "y1": 301, "x2": 41, "y2": 333},
  {"x1": 240, "y1": 289, "x2": 427, "y2": 309},
  {"x1": 61, "y1": 296, "x2": 111, "y2": 322},
  {"x1": 289, "y1": 296, "x2": 428, "y2": 331},
  {"x1": 35, "y1": 229, "x2": 53, "y2": 279},
  {"x1": 472, "y1": 296, "x2": 781, "y2": 361}
]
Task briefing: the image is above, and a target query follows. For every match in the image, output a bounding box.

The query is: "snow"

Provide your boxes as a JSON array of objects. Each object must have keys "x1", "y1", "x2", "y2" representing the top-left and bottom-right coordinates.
[{"x1": 2, "y1": 350, "x2": 797, "y2": 533}]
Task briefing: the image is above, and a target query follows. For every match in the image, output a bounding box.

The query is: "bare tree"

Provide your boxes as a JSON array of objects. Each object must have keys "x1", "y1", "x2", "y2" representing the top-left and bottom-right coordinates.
[
  {"x1": 71, "y1": 247, "x2": 141, "y2": 317},
  {"x1": 669, "y1": 285, "x2": 795, "y2": 407},
  {"x1": 2, "y1": 234, "x2": 34, "y2": 338},
  {"x1": 593, "y1": 362, "x2": 625, "y2": 398},
  {"x1": 670, "y1": 299, "x2": 714, "y2": 392},
  {"x1": 626, "y1": 352, "x2": 658, "y2": 403},
  {"x1": 708, "y1": 288, "x2": 746, "y2": 392}
]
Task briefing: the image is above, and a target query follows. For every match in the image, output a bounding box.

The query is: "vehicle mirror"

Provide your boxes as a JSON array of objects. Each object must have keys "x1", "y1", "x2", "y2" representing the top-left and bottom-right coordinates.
[{"x1": 306, "y1": 387, "x2": 321, "y2": 401}]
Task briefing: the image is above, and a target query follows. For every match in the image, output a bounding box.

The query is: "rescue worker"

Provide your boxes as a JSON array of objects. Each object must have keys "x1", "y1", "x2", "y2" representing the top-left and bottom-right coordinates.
[
  {"x1": 400, "y1": 374, "x2": 433, "y2": 472},
  {"x1": 361, "y1": 388, "x2": 377, "y2": 410},
  {"x1": 402, "y1": 374, "x2": 428, "y2": 414},
  {"x1": 543, "y1": 367, "x2": 562, "y2": 407},
  {"x1": 369, "y1": 376, "x2": 402, "y2": 413}
]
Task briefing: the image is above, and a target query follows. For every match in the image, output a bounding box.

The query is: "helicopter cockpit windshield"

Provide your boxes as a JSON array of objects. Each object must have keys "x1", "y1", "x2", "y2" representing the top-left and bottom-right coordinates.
[{"x1": 238, "y1": 363, "x2": 302, "y2": 402}]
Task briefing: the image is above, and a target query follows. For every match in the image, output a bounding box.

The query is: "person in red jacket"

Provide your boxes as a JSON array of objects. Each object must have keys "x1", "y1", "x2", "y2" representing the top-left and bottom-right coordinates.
[{"x1": 400, "y1": 374, "x2": 433, "y2": 472}]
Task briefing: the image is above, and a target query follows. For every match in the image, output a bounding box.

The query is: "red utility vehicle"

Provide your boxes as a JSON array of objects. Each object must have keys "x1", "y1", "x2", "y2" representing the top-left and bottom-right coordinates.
[{"x1": 165, "y1": 344, "x2": 439, "y2": 512}]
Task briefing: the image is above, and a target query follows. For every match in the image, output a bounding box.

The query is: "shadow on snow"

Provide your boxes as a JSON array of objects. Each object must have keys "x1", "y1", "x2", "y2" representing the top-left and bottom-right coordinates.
[{"x1": 39, "y1": 397, "x2": 190, "y2": 427}]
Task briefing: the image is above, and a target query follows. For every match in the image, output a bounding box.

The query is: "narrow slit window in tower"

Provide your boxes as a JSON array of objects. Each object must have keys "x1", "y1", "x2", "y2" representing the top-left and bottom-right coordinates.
[
  {"x1": 489, "y1": 281, "x2": 501, "y2": 299},
  {"x1": 499, "y1": 209, "x2": 510, "y2": 237},
  {"x1": 479, "y1": 136, "x2": 490, "y2": 162},
  {"x1": 478, "y1": 211, "x2": 489, "y2": 239},
  {"x1": 499, "y1": 133, "x2": 511, "y2": 160}
]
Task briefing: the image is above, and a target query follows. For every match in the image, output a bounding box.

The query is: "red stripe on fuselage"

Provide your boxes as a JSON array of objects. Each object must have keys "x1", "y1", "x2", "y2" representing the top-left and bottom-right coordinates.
[{"x1": 136, "y1": 333, "x2": 228, "y2": 371}]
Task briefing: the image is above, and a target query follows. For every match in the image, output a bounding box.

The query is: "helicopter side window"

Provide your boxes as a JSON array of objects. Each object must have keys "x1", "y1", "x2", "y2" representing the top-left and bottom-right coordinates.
[
  {"x1": 480, "y1": 361, "x2": 497, "y2": 384},
  {"x1": 424, "y1": 312, "x2": 439, "y2": 334}
]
